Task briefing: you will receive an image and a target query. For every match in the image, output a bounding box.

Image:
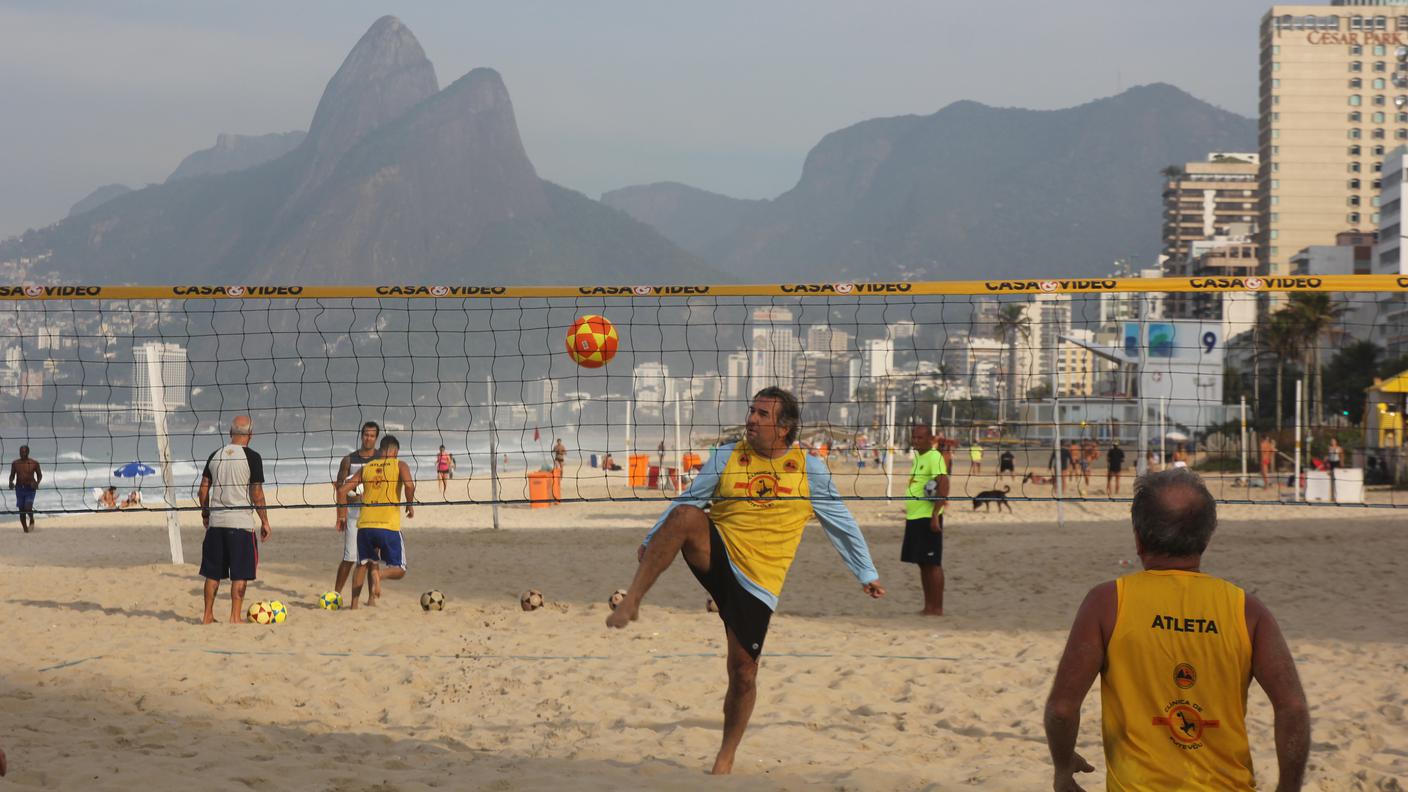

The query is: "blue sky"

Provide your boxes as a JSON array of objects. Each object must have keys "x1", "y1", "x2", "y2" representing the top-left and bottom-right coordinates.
[{"x1": 0, "y1": 1, "x2": 1270, "y2": 239}]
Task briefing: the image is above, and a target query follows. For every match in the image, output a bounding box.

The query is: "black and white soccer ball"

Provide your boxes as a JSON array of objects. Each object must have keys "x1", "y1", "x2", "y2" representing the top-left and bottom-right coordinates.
[
  {"x1": 420, "y1": 590, "x2": 446, "y2": 611},
  {"x1": 520, "y1": 589, "x2": 544, "y2": 611}
]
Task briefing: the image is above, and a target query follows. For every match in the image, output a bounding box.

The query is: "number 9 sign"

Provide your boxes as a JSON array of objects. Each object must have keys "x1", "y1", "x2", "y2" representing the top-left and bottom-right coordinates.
[{"x1": 1202, "y1": 331, "x2": 1218, "y2": 354}]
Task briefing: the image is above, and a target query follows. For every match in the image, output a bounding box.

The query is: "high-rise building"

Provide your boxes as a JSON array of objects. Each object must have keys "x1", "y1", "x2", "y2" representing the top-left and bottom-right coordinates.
[
  {"x1": 132, "y1": 342, "x2": 188, "y2": 420},
  {"x1": 631, "y1": 361, "x2": 672, "y2": 414},
  {"x1": 1374, "y1": 145, "x2": 1408, "y2": 351},
  {"x1": 1162, "y1": 153, "x2": 1260, "y2": 266},
  {"x1": 1259, "y1": 4, "x2": 1408, "y2": 277},
  {"x1": 749, "y1": 308, "x2": 800, "y2": 393}
]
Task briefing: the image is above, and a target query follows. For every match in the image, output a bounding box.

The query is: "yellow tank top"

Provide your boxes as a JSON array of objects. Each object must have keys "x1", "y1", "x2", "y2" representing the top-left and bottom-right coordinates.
[
  {"x1": 357, "y1": 458, "x2": 402, "y2": 531},
  {"x1": 1101, "y1": 570, "x2": 1255, "y2": 791},
  {"x1": 708, "y1": 441, "x2": 812, "y2": 597}
]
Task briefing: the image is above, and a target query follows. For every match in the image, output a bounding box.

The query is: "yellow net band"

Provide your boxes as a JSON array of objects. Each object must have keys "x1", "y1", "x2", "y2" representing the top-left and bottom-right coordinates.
[{"x1": 2, "y1": 274, "x2": 1404, "y2": 300}]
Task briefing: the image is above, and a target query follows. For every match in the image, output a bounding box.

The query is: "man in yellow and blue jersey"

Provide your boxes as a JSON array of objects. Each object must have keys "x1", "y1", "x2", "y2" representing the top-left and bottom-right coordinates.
[
  {"x1": 337, "y1": 434, "x2": 415, "y2": 609},
  {"x1": 606, "y1": 386, "x2": 885, "y2": 775},
  {"x1": 1043, "y1": 469, "x2": 1309, "y2": 791}
]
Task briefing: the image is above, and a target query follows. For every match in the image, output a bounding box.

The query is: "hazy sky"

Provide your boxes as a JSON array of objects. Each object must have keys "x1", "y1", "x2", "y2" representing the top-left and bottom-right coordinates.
[{"x1": 0, "y1": 1, "x2": 1270, "y2": 240}]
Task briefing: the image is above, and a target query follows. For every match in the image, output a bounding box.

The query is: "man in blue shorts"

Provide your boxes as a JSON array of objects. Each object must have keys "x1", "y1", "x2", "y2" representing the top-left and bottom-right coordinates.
[
  {"x1": 337, "y1": 434, "x2": 415, "y2": 608},
  {"x1": 8, "y1": 445, "x2": 42, "y2": 533},
  {"x1": 198, "y1": 416, "x2": 271, "y2": 624}
]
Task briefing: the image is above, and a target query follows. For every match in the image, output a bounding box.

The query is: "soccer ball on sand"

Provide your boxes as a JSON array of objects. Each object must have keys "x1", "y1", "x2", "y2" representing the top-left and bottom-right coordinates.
[
  {"x1": 247, "y1": 601, "x2": 275, "y2": 625},
  {"x1": 565, "y1": 315, "x2": 619, "y2": 368},
  {"x1": 268, "y1": 600, "x2": 288, "y2": 624},
  {"x1": 608, "y1": 589, "x2": 628, "y2": 610},
  {"x1": 318, "y1": 591, "x2": 342, "y2": 610},
  {"x1": 520, "y1": 589, "x2": 544, "y2": 611},
  {"x1": 420, "y1": 590, "x2": 446, "y2": 611}
]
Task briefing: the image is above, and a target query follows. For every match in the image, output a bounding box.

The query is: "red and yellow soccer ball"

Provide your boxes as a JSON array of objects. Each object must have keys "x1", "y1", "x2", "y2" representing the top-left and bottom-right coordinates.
[{"x1": 565, "y1": 314, "x2": 619, "y2": 368}]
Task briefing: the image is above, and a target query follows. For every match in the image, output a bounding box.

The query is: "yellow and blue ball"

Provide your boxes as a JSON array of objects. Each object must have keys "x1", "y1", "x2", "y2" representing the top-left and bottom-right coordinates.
[
  {"x1": 318, "y1": 591, "x2": 342, "y2": 610},
  {"x1": 268, "y1": 600, "x2": 288, "y2": 624}
]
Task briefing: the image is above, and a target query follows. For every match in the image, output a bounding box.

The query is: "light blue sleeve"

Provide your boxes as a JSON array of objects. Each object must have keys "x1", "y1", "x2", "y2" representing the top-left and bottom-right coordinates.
[
  {"x1": 806, "y1": 455, "x2": 879, "y2": 584},
  {"x1": 641, "y1": 443, "x2": 731, "y2": 546}
]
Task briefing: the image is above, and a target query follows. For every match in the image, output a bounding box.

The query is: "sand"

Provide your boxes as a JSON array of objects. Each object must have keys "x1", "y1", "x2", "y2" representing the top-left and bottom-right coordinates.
[{"x1": 1, "y1": 465, "x2": 1405, "y2": 790}]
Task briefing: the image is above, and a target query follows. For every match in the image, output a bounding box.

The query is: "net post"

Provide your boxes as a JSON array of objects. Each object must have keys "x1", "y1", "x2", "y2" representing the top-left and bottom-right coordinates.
[
  {"x1": 145, "y1": 352, "x2": 183, "y2": 565},
  {"x1": 1052, "y1": 342, "x2": 1064, "y2": 526},
  {"x1": 673, "y1": 392, "x2": 683, "y2": 497},
  {"x1": 1240, "y1": 396, "x2": 1249, "y2": 497},
  {"x1": 884, "y1": 395, "x2": 896, "y2": 498},
  {"x1": 488, "y1": 374, "x2": 500, "y2": 530},
  {"x1": 1294, "y1": 379, "x2": 1303, "y2": 503}
]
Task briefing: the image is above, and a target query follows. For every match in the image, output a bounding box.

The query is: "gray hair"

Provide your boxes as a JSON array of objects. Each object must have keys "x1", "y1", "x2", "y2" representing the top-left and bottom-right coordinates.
[
  {"x1": 1130, "y1": 469, "x2": 1217, "y2": 557},
  {"x1": 229, "y1": 415, "x2": 253, "y2": 437},
  {"x1": 752, "y1": 386, "x2": 801, "y2": 445}
]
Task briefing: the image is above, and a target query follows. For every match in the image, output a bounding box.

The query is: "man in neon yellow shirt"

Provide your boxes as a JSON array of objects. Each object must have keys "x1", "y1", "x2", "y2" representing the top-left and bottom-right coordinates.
[
  {"x1": 606, "y1": 387, "x2": 885, "y2": 775},
  {"x1": 906, "y1": 424, "x2": 950, "y2": 615}
]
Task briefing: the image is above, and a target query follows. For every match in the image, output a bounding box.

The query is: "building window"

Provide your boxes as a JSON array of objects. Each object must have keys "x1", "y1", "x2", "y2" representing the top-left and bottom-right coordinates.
[
  {"x1": 1376, "y1": 94, "x2": 1388, "y2": 105},
  {"x1": 1375, "y1": 111, "x2": 1387, "y2": 123},
  {"x1": 1272, "y1": 195, "x2": 1279, "y2": 205},
  {"x1": 1351, "y1": 61, "x2": 1364, "y2": 73},
  {"x1": 1351, "y1": 111, "x2": 1364, "y2": 122},
  {"x1": 1400, "y1": 15, "x2": 1408, "y2": 30},
  {"x1": 1352, "y1": 15, "x2": 1364, "y2": 31},
  {"x1": 1375, "y1": 145, "x2": 1387, "y2": 155},
  {"x1": 1376, "y1": 44, "x2": 1388, "y2": 57},
  {"x1": 1350, "y1": 196, "x2": 1362, "y2": 207},
  {"x1": 1350, "y1": 145, "x2": 1363, "y2": 155},
  {"x1": 1375, "y1": 78, "x2": 1388, "y2": 89},
  {"x1": 1351, "y1": 178, "x2": 1362, "y2": 189},
  {"x1": 1272, "y1": 212, "x2": 1280, "y2": 222},
  {"x1": 1374, "y1": 212, "x2": 1382, "y2": 224},
  {"x1": 1351, "y1": 161, "x2": 1363, "y2": 173},
  {"x1": 1375, "y1": 128, "x2": 1387, "y2": 139},
  {"x1": 1377, "y1": 15, "x2": 1389, "y2": 31},
  {"x1": 1352, "y1": 44, "x2": 1364, "y2": 55},
  {"x1": 1374, "y1": 195, "x2": 1382, "y2": 207},
  {"x1": 1272, "y1": 180, "x2": 1280, "y2": 189},
  {"x1": 1271, "y1": 230, "x2": 1280, "y2": 240},
  {"x1": 1350, "y1": 128, "x2": 1363, "y2": 139},
  {"x1": 1273, "y1": 79, "x2": 1281, "y2": 88},
  {"x1": 1272, "y1": 162, "x2": 1280, "y2": 172},
  {"x1": 1273, "y1": 112, "x2": 1281, "y2": 122},
  {"x1": 1376, "y1": 179, "x2": 1383, "y2": 189},
  {"x1": 1399, "y1": 129, "x2": 1408, "y2": 140},
  {"x1": 1349, "y1": 213, "x2": 1361, "y2": 224},
  {"x1": 1376, "y1": 62, "x2": 1388, "y2": 73},
  {"x1": 1376, "y1": 161, "x2": 1385, "y2": 172},
  {"x1": 1351, "y1": 78, "x2": 1364, "y2": 89},
  {"x1": 1350, "y1": 94, "x2": 1363, "y2": 106},
  {"x1": 1273, "y1": 146, "x2": 1280, "y2": 155},
  {"x1": 1272, "y1": 61, "x2": 1281, "y2": 72},
  {"x1": 1398, "y1": 112, "x2": 1408, "y2": 122},
  {"x1": 1274, "y1": 95, "x2": 1281, "y2": 105}
]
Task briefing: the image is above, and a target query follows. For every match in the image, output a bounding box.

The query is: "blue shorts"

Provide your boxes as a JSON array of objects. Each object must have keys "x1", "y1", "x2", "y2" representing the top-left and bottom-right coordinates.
[
  {"x1": 357, "y1": 528, "x2": 406, "y2": 568},
  {"x1": 14, "y1": 486, "x2": 36, "y2": 511}
]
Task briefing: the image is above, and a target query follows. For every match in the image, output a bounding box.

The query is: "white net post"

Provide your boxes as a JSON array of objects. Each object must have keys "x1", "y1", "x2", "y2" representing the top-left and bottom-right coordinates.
[{"x1": 145, "y1": 353, "x2": 183, "y2": 565}]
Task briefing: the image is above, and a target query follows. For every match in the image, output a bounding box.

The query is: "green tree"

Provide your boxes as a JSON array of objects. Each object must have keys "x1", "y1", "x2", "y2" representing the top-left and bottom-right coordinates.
[
  {"x1": 1286, "y1": 292, "x2": 1347, "y2": 425},
  {"x1": 1323, "y1": 340, "x2": 1382, "y2": 423},
  {"x1": 1261, "y1": 311, "x2": 1302, "y2": 432},
  {"x1": 993, "y1": 303, "x2": 1030, "y2": 422}
]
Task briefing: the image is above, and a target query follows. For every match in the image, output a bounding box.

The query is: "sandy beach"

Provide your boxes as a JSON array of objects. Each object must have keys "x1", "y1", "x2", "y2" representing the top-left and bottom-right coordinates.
[{"x1": 1, "y1": 464, "x2": 1405, "y2": 790}]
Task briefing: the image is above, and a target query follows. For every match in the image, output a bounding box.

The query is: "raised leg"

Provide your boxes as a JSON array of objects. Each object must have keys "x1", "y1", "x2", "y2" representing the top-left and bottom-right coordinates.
[
  {"x1": 712, "y1": 627, "x2": 759, "y2": 775},
  {"x1": 606, "y1": 505, "x2": 711, "y2": 628}
]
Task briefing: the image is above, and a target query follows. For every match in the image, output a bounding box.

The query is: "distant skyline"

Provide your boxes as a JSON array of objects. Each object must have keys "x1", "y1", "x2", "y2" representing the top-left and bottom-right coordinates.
[{"x1": 0, "y1": 1, "x2": 1270, "y2": 240}]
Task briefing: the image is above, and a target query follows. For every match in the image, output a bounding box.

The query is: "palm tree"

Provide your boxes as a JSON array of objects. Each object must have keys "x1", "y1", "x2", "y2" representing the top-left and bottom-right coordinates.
[
  {"x1": 993, "y1": 303, "x2": 1030, "y2": 424},
  {"x1": 1286, "y1": 292, "x2": 1347, "y2": 426},
  {"x1": 1261, "y1": 310, "x2": 1302, "y2": 432}
]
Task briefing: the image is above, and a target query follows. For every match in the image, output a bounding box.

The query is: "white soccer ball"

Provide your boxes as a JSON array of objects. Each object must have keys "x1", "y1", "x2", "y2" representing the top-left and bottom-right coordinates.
[{"x1": 923, "y1": 479, "x2": 940, "y2": 498}]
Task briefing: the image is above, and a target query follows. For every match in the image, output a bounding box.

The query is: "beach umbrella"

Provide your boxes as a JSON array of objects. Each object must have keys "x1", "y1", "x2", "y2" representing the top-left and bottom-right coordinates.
[
  {"x1": 1164, "y1": 430, "x2": 1190, "y2": 443},
  {"x1": 113, "y1": 461, "x2": 158, "y2": 478}
]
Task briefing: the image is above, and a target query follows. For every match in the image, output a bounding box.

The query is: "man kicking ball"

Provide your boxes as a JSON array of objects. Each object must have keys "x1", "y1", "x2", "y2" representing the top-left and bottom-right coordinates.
[
  {"x1": 336, "y1": 435, "x2": 414, "y2": 608},
  {"x1": 606, "y1": 386, "x2": 885, "y2": 774}
]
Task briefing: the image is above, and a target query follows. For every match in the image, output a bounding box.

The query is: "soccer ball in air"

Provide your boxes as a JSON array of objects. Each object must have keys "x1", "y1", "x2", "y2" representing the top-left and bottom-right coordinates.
[
  {"x1": 608, "y1": 589, "x2": 628, "y2": 610},
  {"x1": 420, "y1": 590, "x2": 446, "y2": 611},
  {"x1": 565, "y1": 314, "x2": 619, "y2": 368},
  {"x1": 248, "y1": 601, "x2": 275, "y2": 625},
  {"x1": 318, "y1": 591, "x2": 342, "y2": 610},
  {"x1": 520, "y1": 589, "x2": 544, "y2": 611},
  {"x1": 268, "y1": 600, "x2": 288, "y2": 624}
]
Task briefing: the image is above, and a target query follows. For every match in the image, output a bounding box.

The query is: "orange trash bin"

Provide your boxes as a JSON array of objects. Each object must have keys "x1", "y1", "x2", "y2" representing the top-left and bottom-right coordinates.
[
  {"x1": 528, "y1": 471, "x2": 553, "y2": 508},
  {"x1": 628, "y1": 454, "x2": 649, "y2": 486}
]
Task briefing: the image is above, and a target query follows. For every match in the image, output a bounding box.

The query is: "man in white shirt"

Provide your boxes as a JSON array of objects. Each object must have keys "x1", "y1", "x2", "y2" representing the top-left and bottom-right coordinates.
[{"x1": 197, "y1": 415, "x2": 271, "y2": 624}]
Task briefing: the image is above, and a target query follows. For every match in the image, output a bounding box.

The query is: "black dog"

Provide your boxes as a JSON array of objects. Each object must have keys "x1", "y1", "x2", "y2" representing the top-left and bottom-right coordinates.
[{"x1": 972, "y1": 485, "x2": 1013, "y2": 513}]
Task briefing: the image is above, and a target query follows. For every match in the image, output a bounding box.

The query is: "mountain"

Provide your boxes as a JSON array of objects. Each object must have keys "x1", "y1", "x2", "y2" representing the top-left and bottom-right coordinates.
[
  {"x1": 166, "y1": 132, "x2": 306, "y2": 182},
  {"x1": 602, "y1": 83, "x2": 1257, "y2": 282},
  {"x1": 67, "y1": 184, "x2": 132, "y2": 218},
  {"x1": 2, "y1": 15, "x2": 706, "y2": 285}
]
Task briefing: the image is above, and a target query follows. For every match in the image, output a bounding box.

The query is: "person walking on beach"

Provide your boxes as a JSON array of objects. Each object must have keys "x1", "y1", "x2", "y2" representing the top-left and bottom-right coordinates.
[
  {"x1": 198, "y1": 416, "x2": 271, "y2": 624},
  {"x1": 337, "y1": 434, "x2": 415, "y2": 609},
  {"x1": 1044, "y1": 469, "x2": 1309, "y2": 791},
  {"x1": 8, "y1": 445, "x2": 42, "y2": 533},
  {"x1": 998, "y1": 446, "x2": 1016, "y2": 481},
  {"x1": 968, "y1": 441, "x2": 983, "y2": 476},
  {"x1": 332, "y1": 421, "x2": 379, "y2": 604},
  {"x1": 552, "y1": 438, "x2": 567, "y2": 473},
  {"x1": 606, "y1": 387, "x2": 885, "y2": 774},
  {"x1": 907, "y1": 424, "x2": 950, "y2": 615},
  {"x1": 1259, "y1": 436, "x2": 1277, "y2": 489},
  {"x1": 1106, "y1": 441, "x2": 1126, "y2": 496},
  {"x1": 435, "y1": 445, "x2": 455, "y2": 495}
]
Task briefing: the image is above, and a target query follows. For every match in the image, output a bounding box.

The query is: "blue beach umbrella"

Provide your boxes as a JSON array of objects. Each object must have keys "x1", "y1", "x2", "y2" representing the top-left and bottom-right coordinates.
[{"x1": 114, "y1": 461, "x2": 158, "y2": 478}]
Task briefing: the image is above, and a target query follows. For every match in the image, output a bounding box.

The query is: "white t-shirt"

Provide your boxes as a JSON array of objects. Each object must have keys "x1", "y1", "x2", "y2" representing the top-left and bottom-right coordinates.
[{"x1": 202, "y1": 443, "x2": 265, "y2": 530}]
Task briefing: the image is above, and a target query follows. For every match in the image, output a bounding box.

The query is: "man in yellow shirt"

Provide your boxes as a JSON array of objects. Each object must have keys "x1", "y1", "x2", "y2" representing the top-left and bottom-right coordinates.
[
  {"x1": 606, "y1": 387, "x2": 885, "y2": 775},
  {"x1": 1043, "y1": 470, "x2": 1309, "y2": 791},
  {"x1": 906, "y1": 424, "x2": 950, "y2": 615},
  {"x1": 337, "y1": 435, "x2": 415, "y2": 609}
]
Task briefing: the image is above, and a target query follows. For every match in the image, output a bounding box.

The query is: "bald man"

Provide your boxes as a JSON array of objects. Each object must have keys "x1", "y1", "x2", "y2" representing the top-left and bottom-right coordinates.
[{"x1": 198, "y1": 416, "x2": 271, "y2": 624}]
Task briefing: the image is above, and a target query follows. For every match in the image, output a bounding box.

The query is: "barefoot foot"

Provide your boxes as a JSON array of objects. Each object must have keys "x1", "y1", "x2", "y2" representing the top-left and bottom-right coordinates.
[{"x1": 605, "y1": 599, "x2": 640, "y2": 628}]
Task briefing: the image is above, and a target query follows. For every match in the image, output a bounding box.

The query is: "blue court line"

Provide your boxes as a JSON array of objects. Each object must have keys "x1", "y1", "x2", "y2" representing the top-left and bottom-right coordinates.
[{"x1": 38, "y1": 649, "x2": 962, "y2": 672}]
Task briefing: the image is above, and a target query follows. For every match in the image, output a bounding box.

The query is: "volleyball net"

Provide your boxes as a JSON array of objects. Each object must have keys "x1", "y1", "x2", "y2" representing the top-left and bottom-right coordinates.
[{"x1": 4, "y1": 276, "x2": 1407, "y2": 518}]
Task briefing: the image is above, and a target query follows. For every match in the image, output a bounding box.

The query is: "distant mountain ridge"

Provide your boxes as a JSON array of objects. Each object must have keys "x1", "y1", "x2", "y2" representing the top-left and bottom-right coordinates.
[
  {"x1": 166, "y1": 132, "x2": 306, "y2": 183},
  {"x1": 603, "y1": 83, "x2": 1256, "y2": 281},
  {"x1": 2, "y1": 16, "x2": 706, "y2": 285}
]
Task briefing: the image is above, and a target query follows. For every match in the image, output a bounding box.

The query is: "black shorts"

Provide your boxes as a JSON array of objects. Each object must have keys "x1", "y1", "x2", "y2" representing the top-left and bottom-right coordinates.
[
  {"x1": 199, "y1": 527, "x2": 258, "y2": 581},
  {"x1": 999, "y1": 460, "x2": 1014, "y2": 472},
  {"x1": 687, "y1": 521, "x2": 773, "y2": 660},
  {"x1": 901, "y1": 516, "x2": 943, "y2": 566}
]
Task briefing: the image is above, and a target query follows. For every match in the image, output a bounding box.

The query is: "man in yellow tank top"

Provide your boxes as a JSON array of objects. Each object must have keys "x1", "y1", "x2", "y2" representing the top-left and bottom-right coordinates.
[
  {"x1": 337, "y1": 435, "x2": 415, "y2": 609},
  {"x1": 1044, "y1": 469, "x2": 1309, "y2": 791},
  {"x1": 606, "y1": 387, "x2": 885, "y2": 775}
]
